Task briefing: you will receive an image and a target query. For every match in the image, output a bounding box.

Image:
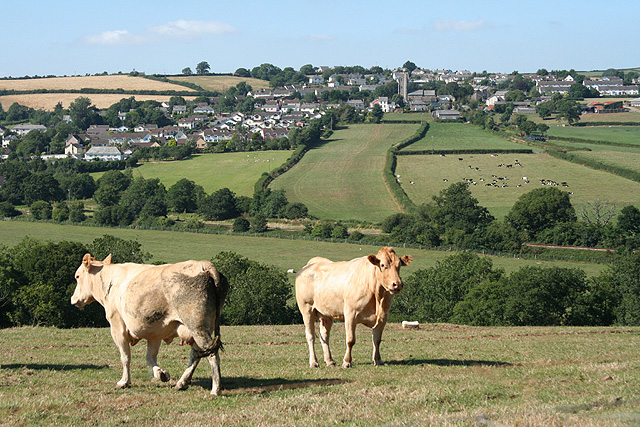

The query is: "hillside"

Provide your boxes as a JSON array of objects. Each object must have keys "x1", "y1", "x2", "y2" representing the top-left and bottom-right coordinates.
[
  {"x1": 270, "y1": 123, "x2": 419, "y2": 222},
  {"x1": 0, "y1": 74, "x2": 268, "y2": 110}
]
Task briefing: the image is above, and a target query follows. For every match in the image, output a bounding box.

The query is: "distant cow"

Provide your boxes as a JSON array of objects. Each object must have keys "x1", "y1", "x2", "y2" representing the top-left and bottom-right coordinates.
[
  {"x1": 71, "y1": 254, "x2": 229, "y2": 395},
  {"x1": 295, "y1": 247, "x2": 412, "y2": 368}
]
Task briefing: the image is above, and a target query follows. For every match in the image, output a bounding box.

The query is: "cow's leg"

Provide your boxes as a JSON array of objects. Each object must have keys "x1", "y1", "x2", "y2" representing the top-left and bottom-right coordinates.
[
  {"x1": 175, "y1": 347, "x2": 201, "y2": 391},
  {"x1": 300, "y1": 306, "x2": 319, "y2": 367},
  {"x1": 146, "y1": 339, "x2": 170, "y2": 382},
  {"x1": 342, "y1": 314, "x2": 357, "y2": 369},
  {"x1": 318, "y1": 316, "x2": 336, "y2": 366},
  {"x1": 371, "y1": 322, "x2": 387, "y2": 366},
  {"x1": 110, "y1": 322, "x2": 132, "y2": 388},
  {"x1": 206, "y1": 350, "x2": 222, "y2": 396}
]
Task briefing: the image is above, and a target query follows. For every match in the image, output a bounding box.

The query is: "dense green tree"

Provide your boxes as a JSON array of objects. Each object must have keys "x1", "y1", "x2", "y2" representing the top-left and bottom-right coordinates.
[
  {"x1": 52, "y1": 202, "x2": 69, "y2": 222},
  {"x1": 167, "y1": 178, "x2": 204, "y2": 213},
  {"x1": 69, "y1": 97, "x2": 102, "y2": 130},
  {"x1": 402, "y1": 60, "x2": 417, "y2": 73},
  {"x1": 119, "y1": 177, "x2": 167, "y2": 218},
  {"x1": 420, "y1": 182, "x2": 494, "y2": 246},
  {"x1": 597, "y1": 253, "x2": 640, "y2": 325},
  {"x1": 212, "y1": 251, "x2": 296, "y2": 325},
  {"x1": 196, "y1": 61, "x2": 211, "y2": 75},
  {"x1": 299, "y1": 64, "x2": 315, "y2": 75},
  {"x1": 87, "y1": 234, "x2": 151, "y2": 264},
  {"x1": 234, "y1": 67, "x2": 250, "y2": 77},
  {"x1": 198, "y1": 187, "x2": 238, "y2": 220},
  {"x1": 389, "y1": 252, "x2": 503, "y2": 323},
  {"x1": 0, "y1": 201, "x2": 20, "y2": 217},
  {"x1": 556, "y1": 98, "x2": 581, "y2": 124},
  {"x1": 370, "y1": 104, "x2": 384, "y2": 123},
  {"x1": 182, "y1": 67, "x2": 193, "y2": 75},
  {"x1": 617, "y1": 205, "x2": 640, "y2": 236},
  {"x1": 506, "y1": 187, "x2": 576, "y2": 237},
  {"x1": 250, "y1": 213, "x2": 268, "y2": 232},
  {"x1": 69, "y1": 201, "x2": 86, "y2": 222},
  {"x1": 232, "y1": 217, "x2": 250, "y2": 232}
]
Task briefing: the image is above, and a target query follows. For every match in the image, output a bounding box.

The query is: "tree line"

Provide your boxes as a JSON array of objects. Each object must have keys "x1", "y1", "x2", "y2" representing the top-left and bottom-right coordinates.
[{"x1": 2, "y1": 235, "x2": 640, "y2": 329}]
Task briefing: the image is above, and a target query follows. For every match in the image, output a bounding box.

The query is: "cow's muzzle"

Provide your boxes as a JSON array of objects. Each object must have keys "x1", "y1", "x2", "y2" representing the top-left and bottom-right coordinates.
[{"x1": 388, "y1": 281, "x2": 403, "y2": 294}]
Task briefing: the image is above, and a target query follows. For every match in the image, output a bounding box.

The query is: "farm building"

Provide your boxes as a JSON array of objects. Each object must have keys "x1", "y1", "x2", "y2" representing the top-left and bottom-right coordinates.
[{"x1": 84, "y1": 146, "x2": 125, "y2": 162}]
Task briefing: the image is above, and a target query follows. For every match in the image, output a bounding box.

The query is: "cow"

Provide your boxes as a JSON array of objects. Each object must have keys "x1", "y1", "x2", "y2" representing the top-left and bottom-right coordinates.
[
  {"x1": 295, "y1": 247, "x2": 412, "y2": 369},
  {"x1": 71, "y1": 254, "x2": 229, "y2": 395}
]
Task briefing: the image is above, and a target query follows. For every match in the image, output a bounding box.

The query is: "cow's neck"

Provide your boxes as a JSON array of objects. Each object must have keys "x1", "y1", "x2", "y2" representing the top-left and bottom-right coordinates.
[{"x1": 92, "y1": 266, "x2": 112, "y2": 306}]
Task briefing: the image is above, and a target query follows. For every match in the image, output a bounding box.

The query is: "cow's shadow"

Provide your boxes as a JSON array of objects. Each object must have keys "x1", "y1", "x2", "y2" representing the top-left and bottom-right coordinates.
[
  {"x1": 1, "y1": 363, "x2": 110, "y2": 371},
  {"x1": 190, "y1": 376, "x2": 349, "y2": 394},
  {"x1": 386, "y1": 358, "x2": 512, "y2": 367}
]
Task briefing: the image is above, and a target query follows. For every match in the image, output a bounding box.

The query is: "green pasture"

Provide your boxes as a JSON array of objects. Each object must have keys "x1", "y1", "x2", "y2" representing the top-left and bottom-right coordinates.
[
  {"x1": 124, "y1": 152, "x2": 291, "y2": 197},
  {"x1": 2, "y1": 324, "x2": 639, "y2": 426},
  {"x1": 383, "y1": 112, "x2": 431, "y2": 122},
  {"x1": 404, "y1": 122, "x2": 533, "y2": 151},
  {"x1": 547, "y1": 125, "x2": 640, "y2": 146},
  {"x1": 0, "y1": 221, "x2": 608, "y2": 276},
  {"x1": 270, "y1": 123, "x2": 419, "y2": 222},
  {"x1": 395, "y1": 152, "x2": 640, "y2": 219},
  {"x1": 577, "y1": 150, "x2": 640, "y2": 173}
]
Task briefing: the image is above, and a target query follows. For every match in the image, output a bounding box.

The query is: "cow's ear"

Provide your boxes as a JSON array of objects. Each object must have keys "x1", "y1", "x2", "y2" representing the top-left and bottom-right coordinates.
[
  {"x1": 401, "y1": 255, "x2": 413, "y2": 266},
  {"x1": 82, "y1": 253, "x2": 94, "y2": 270},
  {"x1": 103, "y1": 254, "x2": 112, "y2": 265},
  {"x1": 367, "y1": 255, "x2": 380, "y2": 266}
]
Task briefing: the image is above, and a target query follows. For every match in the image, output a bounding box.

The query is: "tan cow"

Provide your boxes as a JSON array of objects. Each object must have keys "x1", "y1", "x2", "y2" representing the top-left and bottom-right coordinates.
[
  {"x1": 71, "y1": 254, "x2": 229, "y2": 395},
  {"x1": 295, "y1": 247, "x2": 412, "y2": 368}
]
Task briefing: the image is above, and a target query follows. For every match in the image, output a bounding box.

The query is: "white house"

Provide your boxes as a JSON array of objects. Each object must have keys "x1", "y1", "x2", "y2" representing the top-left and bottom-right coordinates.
[{"x1": 84, "y1": 146, "x2": 124, "y2": 161}]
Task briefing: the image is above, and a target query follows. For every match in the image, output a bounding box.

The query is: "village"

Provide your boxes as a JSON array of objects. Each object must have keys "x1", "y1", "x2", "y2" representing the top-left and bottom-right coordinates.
[{"x1": 2, "y1": 66, "x2": 640, "y2": 162}]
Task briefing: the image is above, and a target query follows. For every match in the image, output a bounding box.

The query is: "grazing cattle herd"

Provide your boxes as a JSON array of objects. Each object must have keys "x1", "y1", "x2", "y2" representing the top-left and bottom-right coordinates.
[{"x1": 71, "y1": 247, "x2": 412, "y2": 395}]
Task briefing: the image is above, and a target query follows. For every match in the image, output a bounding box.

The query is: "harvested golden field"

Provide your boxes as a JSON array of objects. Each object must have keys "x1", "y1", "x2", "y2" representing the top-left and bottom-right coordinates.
[
  {"x1": 171, "y1": 75, "x2": 270, "y2": 91},
  {"x1": 0, "y1": 75, "x2": 195, "y2": 92},
  {"x1": 0, "y1": 93, "x2": 197, "y2": 111}
]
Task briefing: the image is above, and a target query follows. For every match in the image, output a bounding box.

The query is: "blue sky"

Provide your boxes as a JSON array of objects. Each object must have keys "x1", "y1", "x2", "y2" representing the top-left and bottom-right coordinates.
[{"x1": 2, "y1": 0, "x2": 637, "y2": 77}]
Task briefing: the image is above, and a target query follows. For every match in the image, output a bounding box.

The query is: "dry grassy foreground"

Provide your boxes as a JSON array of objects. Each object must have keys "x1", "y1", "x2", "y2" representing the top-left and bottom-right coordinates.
[{"x1": 1, "y1": 324, "x2": 639, "y2": 426}]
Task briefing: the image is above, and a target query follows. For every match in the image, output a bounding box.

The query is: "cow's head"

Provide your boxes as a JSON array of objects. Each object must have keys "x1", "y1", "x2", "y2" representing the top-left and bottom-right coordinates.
[
  {"x1": 71, "y1": 253, "x2": 111, "y2": 307},
  {"x1": 367, "y1": 247, "x2": 412, "y2": 294}
]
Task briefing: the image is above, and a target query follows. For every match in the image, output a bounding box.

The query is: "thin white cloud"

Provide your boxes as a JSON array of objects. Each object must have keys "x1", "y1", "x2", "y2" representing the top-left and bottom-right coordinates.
[
  {"x1": 308, "y1": 34, "x2": 334, "y2": 42},
  {"x1": 149, "y1": 20, "x2": 239, "y2": 40},
  {"x1": 82, "y1": 20, "x2": 238, "y2": 46},
  {"x1": 433, "y1": 19, "x2": 493, "y2": 32},
  {"x1": 83, "y1": 30, "x2": 144, "y2": 46}
]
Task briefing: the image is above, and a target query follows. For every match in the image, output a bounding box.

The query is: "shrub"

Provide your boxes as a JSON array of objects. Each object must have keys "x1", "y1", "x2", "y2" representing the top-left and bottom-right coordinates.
[
  {"x1": 233, "y1": 217, "x2": 250, "y2": 232},
  {"x1": 250, "y1": 213, "x2": 268, "y2": 232},
  {"x1": 0, "y1": 201, "x2": 20, "y2": 218},
  {"x1": 30, "y1": 200, "x2": 52, "y2": 220},
  {"x1": 212, "y1": 251, "x2": 297, "y2": 325}
]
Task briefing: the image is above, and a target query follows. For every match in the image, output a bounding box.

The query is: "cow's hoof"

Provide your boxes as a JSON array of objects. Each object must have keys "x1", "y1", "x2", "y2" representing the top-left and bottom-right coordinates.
[
  {"x1": 342, "y1": 362, "x2": 352, "y2": 369},
  {"x1": 326, "y1": 360, "x2": 336, "y2": 367},
  {"x1": 373, "y1": 360, "x2": 384, "y2": 367},
  {"x1": 116, "y1": 381, "x2": 131, "y2": 389},
  {"x1": 175, "y1": 381, "x2": 189, "y2": 391},
  {"x1": 210, "y1": 388, "x2": 221, "y2": 396},
  {"x1": 310, "y1": 362, "x2": 319, "y2": 368},
  {"x1": 159, "y1": 370, "x2": 170, "y2": 382}
]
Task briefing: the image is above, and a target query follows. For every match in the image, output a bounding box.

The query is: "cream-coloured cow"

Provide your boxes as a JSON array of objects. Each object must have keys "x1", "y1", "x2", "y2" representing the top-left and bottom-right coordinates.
[
  {"x1": 295, "y1": 247, "x2": 412, "y2": 368},
  {"x1": 71, "y1": 254, "x2": 228, "y2": 395}
]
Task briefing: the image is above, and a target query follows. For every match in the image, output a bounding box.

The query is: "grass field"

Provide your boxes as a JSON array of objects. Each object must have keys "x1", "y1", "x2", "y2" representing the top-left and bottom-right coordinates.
[
  {"x1": 270, "y1": 123, "x2": 420, "y2": 222},
  {"x1": 128, "y1": 152, "x2": 293, "y2": 197},
  {"x1": 170, "y1": 75, "x2": 270, "y2": 92},
  {"x1": 0, "y1": 221, "x2": 610, "y2": 277},
  {"x1": 2, "y1": 324, "x2": 639, "y2": 426},
  {"x1": 396, "y1": 152, "x2": 640, "y2": 219},
  {"x1": 404, "y1": 122, "x2": 535, "y2": 152},
  {"x1": 547, "y1": 125, "x2": 640, "y2": 146}
]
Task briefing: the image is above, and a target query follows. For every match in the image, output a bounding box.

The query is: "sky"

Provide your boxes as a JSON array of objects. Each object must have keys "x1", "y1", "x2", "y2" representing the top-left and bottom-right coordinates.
[{"x1": 2, "y1": 0, "x2": 638, "y2": 78}]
